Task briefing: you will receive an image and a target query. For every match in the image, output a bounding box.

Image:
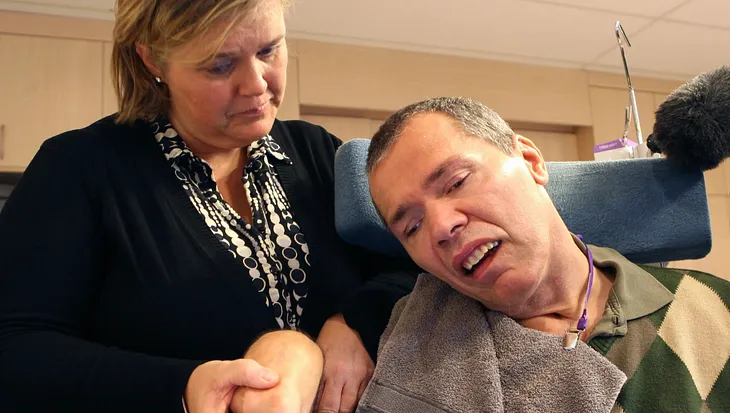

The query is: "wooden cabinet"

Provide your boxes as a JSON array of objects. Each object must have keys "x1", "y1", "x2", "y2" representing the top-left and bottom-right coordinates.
[
  {"x1": 102, "y1": 41, "x2": 117, "y2": 117},
  {"x1": 299, "y1": 114, "x2": 384, "y2": 142},
  {"x1": 513, "y1": 129, "x2": 579, "y2": 162},
  {"x1": 277, "y1": 53, "x2": 300, "y2": 121},
  {"x1": 0, "y1": 34, "x2": 102, "y2": 171},
  {"x1": 296, "y1": 40, "x2": 593, "y2": 127},
  {"x1": 705, "y1": 161, "x2": 730, "y2": 196}
]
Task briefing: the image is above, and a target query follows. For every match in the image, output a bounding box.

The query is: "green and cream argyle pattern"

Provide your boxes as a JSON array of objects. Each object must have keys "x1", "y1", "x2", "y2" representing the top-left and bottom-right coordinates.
[{"x1": 590, "y1": 266, "x2": 730, "y2": 413}]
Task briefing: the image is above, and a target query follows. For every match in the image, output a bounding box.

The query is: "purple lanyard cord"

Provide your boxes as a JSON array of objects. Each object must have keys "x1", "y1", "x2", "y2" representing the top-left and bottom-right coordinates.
[
  {"x1": 563, "y1": 234, "x2": 595, "y2": 350},
  {"x1": 575, "y1": 234, "x2": 595, "y2": 332}
]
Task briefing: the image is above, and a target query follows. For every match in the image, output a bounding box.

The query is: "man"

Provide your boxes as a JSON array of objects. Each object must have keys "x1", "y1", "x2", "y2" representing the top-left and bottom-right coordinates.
[{"x1": 362, "y1": 97, "x2": 730, "y2": 413}]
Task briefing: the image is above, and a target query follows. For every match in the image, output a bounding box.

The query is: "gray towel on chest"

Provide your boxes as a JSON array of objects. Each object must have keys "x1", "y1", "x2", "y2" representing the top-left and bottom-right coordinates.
[{"x1": 357, "y1": 274, "x2": 627, "y2": 413}]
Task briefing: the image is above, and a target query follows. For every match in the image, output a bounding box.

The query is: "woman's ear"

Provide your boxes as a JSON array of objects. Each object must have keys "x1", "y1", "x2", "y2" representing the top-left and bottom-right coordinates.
[
  {"x1": 135, "y1": 43, "x2": 163, "y2": 80},
  {"x1": 515, "y1": 134, "x2": 549, "y2": 185}
]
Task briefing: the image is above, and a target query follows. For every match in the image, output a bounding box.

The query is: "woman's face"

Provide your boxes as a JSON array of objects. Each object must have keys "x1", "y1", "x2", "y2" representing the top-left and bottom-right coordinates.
[{"x1": 162, "y1": 3, "x2": 287, "y2": 152}]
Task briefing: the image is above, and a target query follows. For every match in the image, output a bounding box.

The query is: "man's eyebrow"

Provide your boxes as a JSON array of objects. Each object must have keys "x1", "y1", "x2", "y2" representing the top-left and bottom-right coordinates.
[
  {"x1": 422, "y1": 155, "x2": 472, "y2": 189},
  {"x1": 387, "y1": 155, "x2": 472, "y2": 228},
  {"x1": 388, "y1": 202, "x2": 414, "y2": 230}
]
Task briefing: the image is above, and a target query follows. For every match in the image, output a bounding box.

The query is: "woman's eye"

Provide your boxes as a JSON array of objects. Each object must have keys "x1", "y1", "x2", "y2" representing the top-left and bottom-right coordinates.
[
  {"x1": 208, "y1": 59, "x2": 234, "y2": 75},
  {"x1": 258, "y1": 46, "x2": 277, "y2": 59}
]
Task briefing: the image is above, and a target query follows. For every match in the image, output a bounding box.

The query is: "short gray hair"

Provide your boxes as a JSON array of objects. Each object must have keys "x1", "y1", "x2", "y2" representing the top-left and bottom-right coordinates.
[{"x1": 366, "y1": 97, "x2": 516, "y2": 174}]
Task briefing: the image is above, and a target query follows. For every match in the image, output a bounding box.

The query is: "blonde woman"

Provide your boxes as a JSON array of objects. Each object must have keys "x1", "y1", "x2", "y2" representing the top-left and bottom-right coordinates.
[{"x1": 0, "y1": 1, "x2": 416, "y2": 412}]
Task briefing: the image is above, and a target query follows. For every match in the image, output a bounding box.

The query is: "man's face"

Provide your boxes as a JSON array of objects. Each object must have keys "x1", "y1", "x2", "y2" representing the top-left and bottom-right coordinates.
[{"x1": 369, "y1": 112, "x2": 556, "y2": 315}]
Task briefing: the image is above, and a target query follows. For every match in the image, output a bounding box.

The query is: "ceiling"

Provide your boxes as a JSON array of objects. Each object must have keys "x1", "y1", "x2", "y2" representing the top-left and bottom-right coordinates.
[{"x1": 1, "y1": 0, "x2": 728, "y2": 80}]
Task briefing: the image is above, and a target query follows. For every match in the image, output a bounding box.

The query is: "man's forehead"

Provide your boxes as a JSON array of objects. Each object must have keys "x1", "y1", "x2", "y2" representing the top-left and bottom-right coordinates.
[
  {"x1": 385, "y1": 121, "x2": 462, "y2": 167},
  {"x1": 371, "y1": 114, "x2": 469, "y2": 199},
  {"x1": 400, "y1": 113, "x2": 461, "y2": 140},
  {"x1": 375, "y1": 120, "x2": 471, "y2": 181}
]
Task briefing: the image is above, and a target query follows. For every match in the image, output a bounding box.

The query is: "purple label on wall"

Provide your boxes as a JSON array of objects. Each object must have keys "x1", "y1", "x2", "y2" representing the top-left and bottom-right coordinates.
[{"x1": 594, "y1": 138, "x2": 637, "y2": 153}]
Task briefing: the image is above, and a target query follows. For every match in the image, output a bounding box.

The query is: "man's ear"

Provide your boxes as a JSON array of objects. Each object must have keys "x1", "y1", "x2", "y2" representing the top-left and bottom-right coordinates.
[
  {"x1": 135, "y1": 43, "x2": 163, "y2": 80},
  {"x1": 514, "y1": 134, "x2": 549, "y2": 185}
]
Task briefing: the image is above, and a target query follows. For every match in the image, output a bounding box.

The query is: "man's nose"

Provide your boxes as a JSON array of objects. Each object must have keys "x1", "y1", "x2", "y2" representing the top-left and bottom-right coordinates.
[{"x1": 428, "y1": 204, "x2": 467, "y2": 247}]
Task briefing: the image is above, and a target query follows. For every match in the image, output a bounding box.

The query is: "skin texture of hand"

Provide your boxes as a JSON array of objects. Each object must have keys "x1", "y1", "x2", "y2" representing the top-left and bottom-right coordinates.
[
  {"x1": 185, "y1": 359, "x2": 279, "y2": 413},
  {"x1": 231, "y1": 330, "x2": 324, "y2": 413},
  {"x1": 315, "y1": 314, "x2": 375, "y2": 413}
]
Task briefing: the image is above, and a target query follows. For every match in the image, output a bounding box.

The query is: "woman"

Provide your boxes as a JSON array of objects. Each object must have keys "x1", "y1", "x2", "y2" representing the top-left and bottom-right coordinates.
[{"x1": 0, "y1": 0, "x2": 415, "y2": 412}]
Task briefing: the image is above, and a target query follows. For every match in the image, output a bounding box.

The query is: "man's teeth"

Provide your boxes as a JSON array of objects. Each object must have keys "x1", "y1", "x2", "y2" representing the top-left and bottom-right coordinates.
[{"x1": 463, "y1": 241, "x2": 500, "y2": 271}]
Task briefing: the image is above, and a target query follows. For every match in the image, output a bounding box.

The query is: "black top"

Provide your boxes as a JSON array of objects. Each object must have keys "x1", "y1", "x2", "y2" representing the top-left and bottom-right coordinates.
[
  {"x1": 154, "y1": 118, "x2": 311, "y2": 330},
  {"x1": 0, "y1": 116, "x2": 417, "y2": 413}
]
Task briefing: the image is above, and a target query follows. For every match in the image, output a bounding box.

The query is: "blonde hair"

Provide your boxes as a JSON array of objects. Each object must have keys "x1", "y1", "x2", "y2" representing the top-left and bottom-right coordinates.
[{"x1": 111, "y1": 0, "x2": 289, "y2": 123}]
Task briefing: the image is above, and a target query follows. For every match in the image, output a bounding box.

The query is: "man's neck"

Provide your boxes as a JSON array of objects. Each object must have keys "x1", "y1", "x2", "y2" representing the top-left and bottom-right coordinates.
[{"x1": 517, "y1": 230, "x2": 615, "y2": 341}]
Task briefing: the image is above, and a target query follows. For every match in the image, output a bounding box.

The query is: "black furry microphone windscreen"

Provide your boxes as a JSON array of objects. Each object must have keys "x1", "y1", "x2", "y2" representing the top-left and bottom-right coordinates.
[{"x1": 649, "y1": 65, "x2": 730, "y2": 171}]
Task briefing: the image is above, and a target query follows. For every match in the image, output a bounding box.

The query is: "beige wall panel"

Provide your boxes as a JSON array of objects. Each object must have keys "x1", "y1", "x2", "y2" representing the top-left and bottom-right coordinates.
[
  {"x1": 277, "y1": 55, "x2": 300, "y2": 120},
  {"x1": 514, "y1": 129, "x2": 579, "y2": 162},
  {"x1": 369, "y1": 118, "x2": 386, "y2": 136},
  {"x1": 575, "y1": 126, "x2": 595, "y2": 161},
  {"x1": 300, "y1": 115, "x2": 374, "y2": 142},
  {"x1": 587, "y1": 71, "x2": 685, "y2": 94},
  {"x1": 0, "y1": 34, "x2": 102, "y2": 171},
  {"x1": 303, "y1": 116, "x2": 580, "y2": 160},
  {"x1": 705, "y1": 161, "x2": 730, "y2": 195},
  {"x1": 285, "y1": 38, "x2": 297, "y2": 55},
  {"x1": 588, "y1": 86, "x2": 656, "y2": 149},
  {"x1": 102, "y1": 41, "x2": 117, "y2": 117},
  {"x1": 672, "y1": 195, "x2": 730, "y2": 281},
  {"x1": 297, "y1": 40, "x2": 593, "y2": 127},
  {"x1": 0, "y1": 10, "x2": 113, "y2": 41}
]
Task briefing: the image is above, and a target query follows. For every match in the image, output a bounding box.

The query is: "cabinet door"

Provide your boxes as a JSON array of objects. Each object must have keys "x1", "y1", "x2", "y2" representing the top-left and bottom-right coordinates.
[
  {"x1": 0, "y1": 34, "x2": 102, "y2": 171},
  {"x1": 513, "y1": 129, "x2": 579, "y2": 162},
  {"x1": 102, "y1": 41, "x2": 117, "y2": 117},
  {"x1": 300, "y1": 114, "x2": 380, "y2": 142},
  {"x1": 277, "y1": 54, "x2": 300, "y2": 121}
]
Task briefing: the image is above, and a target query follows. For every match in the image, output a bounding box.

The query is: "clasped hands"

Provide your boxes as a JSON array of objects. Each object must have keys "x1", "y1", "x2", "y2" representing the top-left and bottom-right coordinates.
[{"x1": 185, "y1": 314, "x2": 373, "y2": 413}]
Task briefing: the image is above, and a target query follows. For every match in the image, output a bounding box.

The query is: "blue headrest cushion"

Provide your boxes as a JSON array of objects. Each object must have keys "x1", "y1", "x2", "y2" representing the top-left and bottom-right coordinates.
[{"x1": 334, "y1": 139, "x2": 711, "y2": 264}]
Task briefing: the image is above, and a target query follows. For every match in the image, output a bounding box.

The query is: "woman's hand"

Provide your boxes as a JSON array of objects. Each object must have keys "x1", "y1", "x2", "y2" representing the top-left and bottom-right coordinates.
[
  {"x1": 184, "y1": 359, "x2": 279, "y2": 413},
  {"x1": 230, "y1": 330, "x2": 324, "y2": 413},
  {"x1": 315, "y1": 314, "x2": 374, "y2": 413}
]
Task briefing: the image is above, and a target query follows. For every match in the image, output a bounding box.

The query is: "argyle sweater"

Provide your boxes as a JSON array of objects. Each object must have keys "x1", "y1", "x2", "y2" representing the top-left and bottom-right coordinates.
[{"x1": 589, "y1": 266, "x2": 730, "y2": 413}]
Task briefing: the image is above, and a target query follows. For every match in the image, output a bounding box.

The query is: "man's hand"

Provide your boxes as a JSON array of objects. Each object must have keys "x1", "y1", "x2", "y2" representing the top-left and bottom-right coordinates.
[
  {"x1": 184, "y1": 359, "x2": 279, "y2": 413},
  {"x1": 315, "y1": 314, "x2": 374, "y2": 413},
  {"x1": 230, "y1": 330, "x2": 324, "y2": 413}
]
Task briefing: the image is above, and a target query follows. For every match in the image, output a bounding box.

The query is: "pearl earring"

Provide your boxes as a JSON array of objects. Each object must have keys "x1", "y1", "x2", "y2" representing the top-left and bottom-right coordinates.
[{"x1": 155, "y1": 76, "x2": 162, "y2": 84}]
